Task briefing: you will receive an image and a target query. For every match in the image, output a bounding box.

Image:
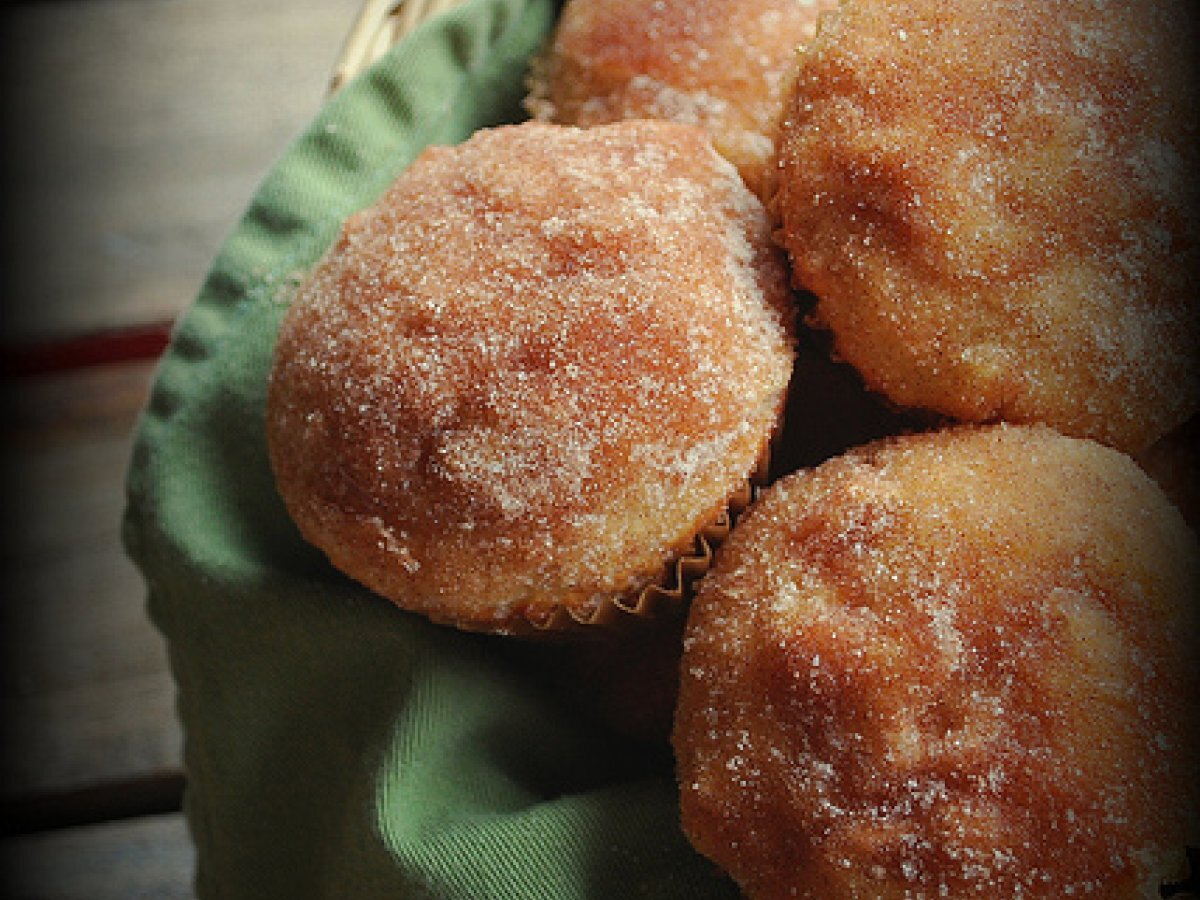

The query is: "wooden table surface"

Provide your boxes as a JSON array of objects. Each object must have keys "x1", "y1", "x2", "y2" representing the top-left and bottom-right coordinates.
[{"x1": 1, "y1": 1, "x2": 363, "y2": 895}]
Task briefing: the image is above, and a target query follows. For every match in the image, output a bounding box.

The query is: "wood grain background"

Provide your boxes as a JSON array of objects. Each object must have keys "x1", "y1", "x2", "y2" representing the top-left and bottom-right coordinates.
[{"x1": 1, "y1": 1, "x2": 362, "y2": 895}]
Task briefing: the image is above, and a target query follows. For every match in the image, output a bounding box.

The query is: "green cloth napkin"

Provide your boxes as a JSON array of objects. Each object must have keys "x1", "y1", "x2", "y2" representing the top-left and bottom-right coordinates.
[{"x1": 122, "y1": 0, "x2": 739, "y2": 897}]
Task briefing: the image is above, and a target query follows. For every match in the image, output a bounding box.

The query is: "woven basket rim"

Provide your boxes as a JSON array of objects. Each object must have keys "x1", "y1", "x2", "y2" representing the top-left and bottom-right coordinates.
[{"x1": 330, "y1": 0, "x2": 472, "y2": 93}]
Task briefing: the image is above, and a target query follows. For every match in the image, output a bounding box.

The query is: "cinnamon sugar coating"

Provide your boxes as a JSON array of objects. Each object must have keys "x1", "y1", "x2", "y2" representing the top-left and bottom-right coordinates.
[
  {"x1": 674, "y1": 425, "x2": 1199, "y2": 899},
  {"x1": 266, "y1": 120, "x2": 794, "y2": 634},
  {"x1": 773, "y1": 0, "x2": 1200, "y2": 455},
  {"x1": 526, "y1": 0, "x2": 839, "y2": 200}
]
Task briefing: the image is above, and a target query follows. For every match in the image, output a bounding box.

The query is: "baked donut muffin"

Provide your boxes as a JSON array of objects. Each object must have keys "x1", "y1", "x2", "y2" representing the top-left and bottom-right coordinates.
[
  {"x1": 526, "y1": 0, "x2": 840, "y2": 201},
  {"x1": 773, "y1": 0, "x2": 1200, "y2": 455},
  {"x1": 674, "y1": 424, "x2": 1200, "y2": 899},
  {"x1": 267, "y1": 119, "x2": 794, "y2": 635}
]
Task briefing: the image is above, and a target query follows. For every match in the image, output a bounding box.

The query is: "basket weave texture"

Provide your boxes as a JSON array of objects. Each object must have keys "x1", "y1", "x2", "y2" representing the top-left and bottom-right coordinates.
[{"x1": 331, "y1": 0, "x2": 471, "y2": 91}]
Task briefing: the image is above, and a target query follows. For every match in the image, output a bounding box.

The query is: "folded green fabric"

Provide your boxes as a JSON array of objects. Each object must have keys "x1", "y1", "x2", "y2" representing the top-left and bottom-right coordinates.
[{"x1": 122, "y1": 1, "x2": 739, "y2": 897}]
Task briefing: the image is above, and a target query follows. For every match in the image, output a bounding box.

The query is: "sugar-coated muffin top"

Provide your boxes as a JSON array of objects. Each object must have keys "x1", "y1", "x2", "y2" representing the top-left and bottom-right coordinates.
[
  {"x1": 267, "y1": 119, "x2": 794, "y2": 634},
  {"x1": 773, "y1": 0, "x2": 1199, "y2": 454},
  {"x1": 674, "y1": 424, "x2": 1199, "y2": 899},
  {"x1": 526, "y1": 0, "x2": 839, "y2": 200}
]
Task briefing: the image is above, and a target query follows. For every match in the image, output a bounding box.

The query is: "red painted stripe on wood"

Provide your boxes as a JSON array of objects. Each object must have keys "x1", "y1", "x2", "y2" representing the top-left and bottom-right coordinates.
[{"x1": 0, "y1": 322, "x2": 174, "y2": 378}]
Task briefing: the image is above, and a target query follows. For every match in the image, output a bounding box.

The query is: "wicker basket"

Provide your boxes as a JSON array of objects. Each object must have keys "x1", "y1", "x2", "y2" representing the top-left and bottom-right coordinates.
[{"x1": 330, "y1": 0, "x2": 471, "y2": 92}]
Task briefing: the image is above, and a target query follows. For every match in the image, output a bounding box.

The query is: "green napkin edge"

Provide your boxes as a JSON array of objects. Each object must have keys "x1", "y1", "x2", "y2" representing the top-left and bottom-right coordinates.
[{"x1": 121, "y1": 1, "x2": 739, "y2": 897}]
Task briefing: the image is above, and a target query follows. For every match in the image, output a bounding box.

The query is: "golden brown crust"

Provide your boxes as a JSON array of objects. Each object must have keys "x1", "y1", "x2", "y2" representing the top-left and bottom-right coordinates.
[
  {"x1": 526, "y1": 0, "x2": 840, "y2": 200},
  {"x1": 674, "y1": 424, "x2": 1200, "y2": 899},
  {"x1": 266, "y1": 120, "x2": 794, "y2": 634},
  {"x1": 773, "y1": 0, "x2": 1200, "y2": 455}
]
